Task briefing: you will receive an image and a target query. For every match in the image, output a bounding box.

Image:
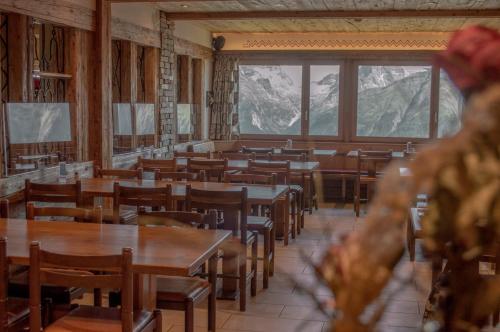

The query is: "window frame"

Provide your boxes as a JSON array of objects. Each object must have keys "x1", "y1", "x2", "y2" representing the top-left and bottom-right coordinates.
[{"x1": 234, "y1": 51, "x2": 454, "y2": 143}]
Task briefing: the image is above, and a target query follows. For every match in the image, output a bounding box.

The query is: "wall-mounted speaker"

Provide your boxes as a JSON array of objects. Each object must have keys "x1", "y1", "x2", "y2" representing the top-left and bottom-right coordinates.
[{"x1": 212, "y1": 36, "x2": 225, "y2": 51}]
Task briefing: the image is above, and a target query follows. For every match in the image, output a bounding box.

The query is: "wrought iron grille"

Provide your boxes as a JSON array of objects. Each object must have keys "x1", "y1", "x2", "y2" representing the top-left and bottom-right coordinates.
[
  {"x1": 137, "y1": 45, "x2": 146, "y2": 102},
  {"x1": 112, "y1": 40, "x2": 122, "y2": 102},
  {"x1": 0, "y1": 14, "x2": 8, "y2": 104}
]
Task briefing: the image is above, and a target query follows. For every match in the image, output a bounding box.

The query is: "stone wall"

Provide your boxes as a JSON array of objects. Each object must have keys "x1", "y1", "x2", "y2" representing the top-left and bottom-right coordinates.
[{"x1": 159, "y1": 12, "x2": 176, "y2": 156}]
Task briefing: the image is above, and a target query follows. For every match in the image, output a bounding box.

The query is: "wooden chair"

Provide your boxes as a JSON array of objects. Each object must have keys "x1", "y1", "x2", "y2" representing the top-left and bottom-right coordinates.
[
  {"x1": 137, "y1": 156, "x2": 177, "y2": 172},
  {"x1": 26, "y1": 202, "x2": 103, "y2": 224},
  {"x1": 28, "y1": 242, "x2": 162, "y2": 332},
  {"x1": 154, "y1": 171, "x2": 204, "y2": 182},
  {"x1": 187, "y1": 158, "x2": 228, "y2": 182},
  {"x1": 218, "y1": 152, "x2": 256, "y2": 160},
  {"x1": 241, "y1": 146, "x2": 273, "y2": 154},
  {"x1": 224, "y1": 172, "x2": 276, "y2": 289},
  {"x1": 112, "y1": 182, "x2": 173, "y2": 224},
  {"x1": 354, "y1": 150, "x2": 393, "y2": 217},
  {"x1": 94, "y1": 167, "x2": 143, "y2": 224},
  {"x1": 136, "y1": 210, "x2": 217, "y2": 332},
  {"x1": 174, "y1": 151, "x2": 211, "y2": 159},
  {"x1": 25, "y1": 179, "x2": 83, "y2": 210},
  {"x1": 94, "y1": 166, "x2": 144, "y2": 180},
  {"x1": 0, "y1": 237, "x2": 30, "y2": 332},
  {"x1": 407, "y1": 207, "x2": 424, "y2": 262},
  {"x1": 248, "y1": 160, "x2": 298, "y2": 243},
  {"x1": 0, "y1": 199, "x2": 9, "y2": 218},
  {"x1": 186, "y1": 185, "x2": 258, "y2": 312}
]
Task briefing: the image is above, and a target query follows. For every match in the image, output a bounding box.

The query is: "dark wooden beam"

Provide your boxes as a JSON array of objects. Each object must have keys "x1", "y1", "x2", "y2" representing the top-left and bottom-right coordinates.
[
  {"x1": 89, "y1": 0, "x2": 113, "y2": 168},
  {"x1": 165, "y1": 9, "x2": 500, "y2": 20},
  {"x1": 7, "y1": 13, "x2": 30, "y2": 102}
]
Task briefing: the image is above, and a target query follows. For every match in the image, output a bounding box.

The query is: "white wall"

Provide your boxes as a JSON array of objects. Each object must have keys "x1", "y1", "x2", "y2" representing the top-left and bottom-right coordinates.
[{"x1": 174, "y1": 22, "x2": 212, "y2": 49}]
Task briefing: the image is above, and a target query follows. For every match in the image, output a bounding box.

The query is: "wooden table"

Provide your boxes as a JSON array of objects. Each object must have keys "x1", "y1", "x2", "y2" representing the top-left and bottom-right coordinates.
[
  {"x1": 79, "y1": 178, "x2": 290, "y2": 299},
  {"x1": 0, "y1": 218, "x2": 230, "y2": 330},
  {"x1": 176, "y1": 158, "x2": 320, "y2": 173},
  {"x1": 346, "y1": 150, "x2": 405, "y2": 158}
]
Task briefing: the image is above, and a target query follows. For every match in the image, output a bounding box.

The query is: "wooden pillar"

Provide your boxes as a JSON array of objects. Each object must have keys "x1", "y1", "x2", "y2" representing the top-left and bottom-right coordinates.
[
  {"x1": 177, "y1": 54, "x2": 192, "y2": 104},
  {"x1": 144, "y1": 47, "x2": 159, "y2": 146},
  {"x1": 192, "y1": 58, "x2": 203, "y2": 140},
  {"x1": 7, "y1": 13, "x2": 30, "y2": 102},
  {"x1": 66, "y1": 29, "x2": 91, "y2": 162},
  {"x1": 120, "y1": 40, "x2": 137, "y2": 149},
  {"x1": 89, "y1": 0, "x2": 113, "y2": 168}
]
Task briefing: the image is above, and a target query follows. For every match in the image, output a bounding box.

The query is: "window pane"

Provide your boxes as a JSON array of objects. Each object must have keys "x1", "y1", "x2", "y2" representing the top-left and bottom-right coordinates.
[
  {"x1": 356, "y1": 65, "x2": 432, "y2": 138},
  {"x1": 438, "y1": 70, "x2": 464, "y2": 137},
  {"x1": 239, "y1": 65, "x2": 302, "y2": 135},
  {"x1": 177, "y1": 104, "x2": 191, "y2": 134},
  {"x1": 309, "y1": 65, "x2": 340, "y2": 136}
]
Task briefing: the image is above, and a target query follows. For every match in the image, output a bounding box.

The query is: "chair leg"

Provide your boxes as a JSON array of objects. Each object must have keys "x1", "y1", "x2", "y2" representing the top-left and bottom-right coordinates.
[
  {"x1": 239, "y1": 249, "x2": 247, "y2": 312},
  {"x1": 263, "y1": 228, "x2": 270, "y2": 289},
  {"x1": 270, "y1": 224, "x2": 276, "y2": 276},
  {"x1": 251, "y1": 235, "x2": 258, "y2": 297},
  {"x1": 154, "y1": 309, "x2": 162, "y2": 332},
  {"x1": 185, "y1": 301, "x2": 194, "y2": 332},
  {"x1": 355, "y1": 181, "x2": 360, "y2": 217},
  {"x1": 291, "y1": 193, "x2": 296, "y2": 240}
]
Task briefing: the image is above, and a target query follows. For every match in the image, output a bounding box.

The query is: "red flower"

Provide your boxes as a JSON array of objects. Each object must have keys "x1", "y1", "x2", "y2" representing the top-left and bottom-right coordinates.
[{"x1": 436, "y1": 26, "x2": 500, "y2": 93}]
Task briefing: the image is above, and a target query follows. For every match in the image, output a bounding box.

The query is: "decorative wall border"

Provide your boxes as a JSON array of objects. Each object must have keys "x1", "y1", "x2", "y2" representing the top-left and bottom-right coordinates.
[{"x1": 217, "y1": 32, "x2": 451, "y2": 51}]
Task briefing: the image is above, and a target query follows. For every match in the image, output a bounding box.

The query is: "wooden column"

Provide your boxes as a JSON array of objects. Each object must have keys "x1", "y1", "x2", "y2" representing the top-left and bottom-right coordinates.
[
  {"x1": 120, "y1": 40, "x2": 137, "y2": 149},
  {"x1": 7, "y1": 13, "x2": 30, "y2": 102},
  {"x1": 192, "y1": 58, "x2": 203, "y2": 140},
  {"x1": 177, "y1": 54, "x2": 192, "y2": 104},
  {"x1": 90, "y1": 0, "x2": 113, "y2": 168},
  {"x1": 144, "y1": 47, "x2": 159, "y2": 146}
]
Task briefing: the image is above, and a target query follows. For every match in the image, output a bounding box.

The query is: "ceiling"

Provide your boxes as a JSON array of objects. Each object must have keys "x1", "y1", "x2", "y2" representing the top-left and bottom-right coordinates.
[{"x1": 153, "y1": 0, "x2": 500, "y2": 33}]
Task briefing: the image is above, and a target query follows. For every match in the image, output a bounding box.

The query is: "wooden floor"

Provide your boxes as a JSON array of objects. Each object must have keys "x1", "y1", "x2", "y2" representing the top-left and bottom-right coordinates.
[{"x1": 161, "y1": 205, "x2": 431, "y2": 332}]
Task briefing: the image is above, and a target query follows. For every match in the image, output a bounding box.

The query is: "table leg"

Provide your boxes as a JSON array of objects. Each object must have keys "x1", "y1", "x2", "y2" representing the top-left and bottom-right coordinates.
[
  {"x1": 283, "y1": 194, "x2": 290, "y2": 246},
  {"x1": 208, "y1": 253, "x2": 217, "y2": 332},
  {"x1": 219, "y1": 210, "x2": 238, "y2": 299},
  {"x1": 133, "y1": 273, "x2": 156, "y2": 311}
]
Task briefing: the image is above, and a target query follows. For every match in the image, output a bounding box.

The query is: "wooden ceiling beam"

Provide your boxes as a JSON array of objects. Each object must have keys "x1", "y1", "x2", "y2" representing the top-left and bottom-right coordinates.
[{"x1": 164, "y1": 9, "x2": 500, "y2": 20}]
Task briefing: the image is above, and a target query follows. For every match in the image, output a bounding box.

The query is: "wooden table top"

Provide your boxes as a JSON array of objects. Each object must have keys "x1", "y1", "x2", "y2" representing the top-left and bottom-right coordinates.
[
  {"x1": 0, "y1": 218, "x2": 231, "y2": 276},
  {"x1": 346, "y1": 150, "x2": 405, "y2": 158},
  {"x1": 176, "y1": 158, "x2": 320, "y2": 172},
  {"x1": 80, "y1": 178, "x2": 289, "y2": 205}
]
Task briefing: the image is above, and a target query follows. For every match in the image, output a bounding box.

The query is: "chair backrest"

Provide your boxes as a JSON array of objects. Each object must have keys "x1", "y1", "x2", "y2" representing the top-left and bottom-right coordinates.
[
  {"x1": 154, "y1": 171, "x2": 205, "y2": 182},
  {"x1": 217, "y1": 152, "x2": 256, "y2": 161},
  {"x1": 174, "y1": 151, "x2": 211, "y2": 159},
  {"x1": 112, "y1": 183, "x2": 173, "y2": 224},
  {"x1": 26, "y1": 202, "x2": 103, "y2": 223},
  {"x1": 187, "y1": 159, "x2": 228, "y2": 182},
  {"x1": 94, "y1": 166, "x2": 143, "y2": 180},
  {"x1": 223, "y1": 171, "x2": 277, "y2": 186},
  {"x1": 138, "y1": 210, "x2": 217, "y2": 229},
  {"x1": 0, "y1": 199, "x2": 9, "y2": 218},
  {"x1": 137, "y1": 157, "x2": 177, "y2": 172},
  {"x1": 357, "y1": 150, "x2": 393, "y2": 177},
  {"x1": 29, "y1": 242, "x2": 134, "y2": 332},
  {"x1": 25, "y1": 179, "x2": 83, "y2": 206},
  {"x1": 248, "y1": 160, "x2": 291, "y2": 185},
  {"x1": 281, "y1": 148, "x2": 313, "y2": 157},
  {"x1": 269, "y1": 153, "x2": 307, "y2": 162},
  {"x1": 185, "y1": 185, "x2": 248, "y2": 242},
  {"x1": 241, "y1": 146, "x2": 273, "y2": 154}
]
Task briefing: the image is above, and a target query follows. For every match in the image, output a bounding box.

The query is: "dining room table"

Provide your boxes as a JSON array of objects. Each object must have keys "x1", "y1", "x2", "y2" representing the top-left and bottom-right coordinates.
[
  {"x1": 78, "y1": 178, "x2": 291, "y2": 299},
  {"x1": 0, "y1": 218, "x2": 231, "y2": 330},
  {"x1": 346, "y1": 150, "x2": 405, "y2": 158}
]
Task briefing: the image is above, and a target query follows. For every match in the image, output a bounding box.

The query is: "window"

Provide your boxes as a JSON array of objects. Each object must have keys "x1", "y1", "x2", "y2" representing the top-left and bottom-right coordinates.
[
  {"x1": 356, "y1": 65, "x2": 432, "y2": 138},
  {"x1": 238, "y1": 65, "x2": 302, "y2": 135},
  {"x1": 177, "y1": 104, "x2": 191, "y2": 135},
  {"x1": 438, "y1": 70, "x2": 465, "y2": 138},
  {"x1": 309, "y1": 65, "x2": 340, "y2": 136}
]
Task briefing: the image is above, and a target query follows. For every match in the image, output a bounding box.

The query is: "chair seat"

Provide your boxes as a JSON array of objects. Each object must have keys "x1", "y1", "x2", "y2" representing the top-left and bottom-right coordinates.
[
  {"x1": 247, "y1": 216, "x2": 272, "y2": 231},
  {"x1": 45, "y1": 306, "x2": 154, "y2": 332},
  {"x1": 7, "y1": 297, "x2": 30, "y2": 326},
  {"x1": 156, "y1": 276, "x2": 210, "y2": 303},
  {"x1": 102, "y1": 208, "x2": 137, "y2": 224},
  {"x1": 9, "y1": 270, "x2": 85, "y2": 304}
]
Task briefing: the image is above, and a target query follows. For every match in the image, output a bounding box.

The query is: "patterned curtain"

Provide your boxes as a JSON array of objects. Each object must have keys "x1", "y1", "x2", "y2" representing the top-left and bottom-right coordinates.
[{"x1": 209, "y1": 55, "x2": 239, "y2": 140}]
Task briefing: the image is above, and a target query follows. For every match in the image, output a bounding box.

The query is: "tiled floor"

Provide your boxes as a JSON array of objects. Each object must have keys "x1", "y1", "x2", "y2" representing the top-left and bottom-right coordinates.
[{"x1": 160, "y1": 205, "x2": 433, "y2": 332}]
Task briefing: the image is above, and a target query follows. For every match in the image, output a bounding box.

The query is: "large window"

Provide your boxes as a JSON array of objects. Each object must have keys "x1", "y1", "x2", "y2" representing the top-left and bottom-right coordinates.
[
  {"x1": 438, "y1": 70, "x2": 464, "y2": 138},
  {"x1": 236, "y1": 54, "x2": 464, "y2": 141},
  {"x1": 309, "y1": 65, "x2": 340, "y2": 136},
  {"x1": 239, "y1": 65, "x2": 302, "y2": 135},
  {"x1": 356, "y1": 65, "x2": 432, "y2": 138}
]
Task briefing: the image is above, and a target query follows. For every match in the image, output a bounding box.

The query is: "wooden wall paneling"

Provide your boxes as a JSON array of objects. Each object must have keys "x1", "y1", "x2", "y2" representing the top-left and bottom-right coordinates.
[
  {"x1": 120, "y1": 40, "x2": 138, "y2": 149},
  {"x1": 177, "y1": 54, "x2": 192, "y2": 104},
  {"x1": 144, "y1": 47, "x2": 159, "y2": 146},
  {"x1": 192, "y1": 58, "x2": 203, "y2": 140},
  {"x1": 7, "y1": 13, "x2": 29, "y2": 102},
  {"x1": 90, "y1": 0, "x2": 113, "y2": 168}
]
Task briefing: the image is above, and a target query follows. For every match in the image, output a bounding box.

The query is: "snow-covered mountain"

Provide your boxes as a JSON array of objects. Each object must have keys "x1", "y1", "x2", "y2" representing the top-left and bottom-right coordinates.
[{"x1": 238, "y1": 65, "x2": 463, "y2": 137}]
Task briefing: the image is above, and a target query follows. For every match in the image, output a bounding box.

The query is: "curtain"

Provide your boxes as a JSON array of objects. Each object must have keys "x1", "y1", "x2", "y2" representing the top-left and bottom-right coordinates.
[{"x1": 209, "y1": 55, "x2": 239, "y2": 140}]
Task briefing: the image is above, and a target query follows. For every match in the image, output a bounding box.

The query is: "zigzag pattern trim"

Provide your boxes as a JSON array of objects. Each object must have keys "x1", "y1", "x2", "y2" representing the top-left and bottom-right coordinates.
[{"x1": 242, "y1": 38, "x2": 447, "y2": 49}]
